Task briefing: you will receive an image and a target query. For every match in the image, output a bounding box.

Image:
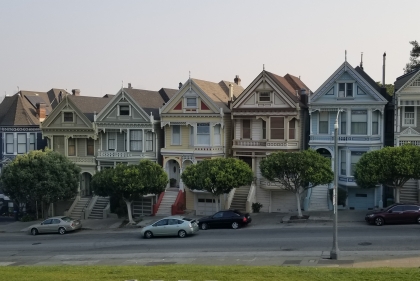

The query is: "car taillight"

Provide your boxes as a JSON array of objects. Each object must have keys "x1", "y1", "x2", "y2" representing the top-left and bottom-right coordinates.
[
  {"x1": 243, "y1": 217, "x2": 247, "y2": 222},
  {"x1": 189, "y1": 223, "x2": 192, "y2": 227},
  {"x1": 71, "y1": 223, "x2": 74, "y2": 227}
]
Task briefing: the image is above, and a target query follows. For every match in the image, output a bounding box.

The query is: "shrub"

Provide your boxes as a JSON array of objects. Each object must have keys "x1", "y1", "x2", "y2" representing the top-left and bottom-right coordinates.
[
  {"x1": 19, "y1": 214, "x2": 36, "y2": 222},
  {"x1": 252, "y1": 202, "x2": 263, "y2": 213}
]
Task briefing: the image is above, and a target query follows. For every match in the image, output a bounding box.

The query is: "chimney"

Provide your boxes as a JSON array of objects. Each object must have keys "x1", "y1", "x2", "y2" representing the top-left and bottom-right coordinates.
[
  {"x1": 360, "y1": 52, "x2": 364, "y2": 70},
  {"x1": 382, "y1": 52, "x2": 386, "y2": 86},
  {"x1": 234, "y1": 75, "x2": 241, "y2": 86},
  {"x1": 179, "y1": 82, "x2": 183, "y2": 89},
  {"x1": 128, "y1": 83, "x2": 132, "y2": 89},
  {"x1": 58, "y1": 91, "x2": 63, "y2": 103},
  {"x1": 300, "y1": 89, "x2": 308, "y2": 106},
  {"x1": 229, "y1": 83, "x2": 234, "y2": 101},
  {"x1": 72, "y1": 89, "x2": 80, "y2": 96},
  {"x1": 36, "y1": 102, "x2": 46, "y2": 122}
]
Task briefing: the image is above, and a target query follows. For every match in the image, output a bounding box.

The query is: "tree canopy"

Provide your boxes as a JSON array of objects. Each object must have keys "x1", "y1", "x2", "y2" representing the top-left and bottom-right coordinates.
[
  {"x1": 404, "y1": 40, "x2": 420, "y2": 73},
  {"x1": 354, "y1": 145, "x2": 420, "y2": 203},
  {"x1": 91, "y1": 160, "x2": 168, "y2": 224},
  {"x1": 260, "y1": 149, "x2": 333, "y2": 217},
  {"x1": 376, "y1": 82, "x2": 395, "y2": 96},
  {"x1": 0, "y1": 149, "x2": 81, "y2": 214},
  {"x1": 181, "y1": 158, "x2": 253, "y2": 199}
]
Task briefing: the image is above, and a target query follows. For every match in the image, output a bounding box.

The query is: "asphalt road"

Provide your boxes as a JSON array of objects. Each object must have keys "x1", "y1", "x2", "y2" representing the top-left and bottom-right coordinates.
[{"x1": 1, "y1": 223, "x2": 420, "y2": 266}]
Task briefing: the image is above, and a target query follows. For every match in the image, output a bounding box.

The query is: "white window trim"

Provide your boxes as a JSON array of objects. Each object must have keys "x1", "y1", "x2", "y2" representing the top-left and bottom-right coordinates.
[
  {"x1": 29, "y1": 133, "x2": 36, "y2": 151},
  {"x1": 185, "y1": 97, "x2": 198, "y2": 108},
  {"x1": 62, "y1": 111, "x2": 75, "y2": 123},
  {"x1": 171, "y1": 125, "x2": 181, "y2": 145},
  {"x1": 67, "y1": 138, "x2": 77, "y2": 156},
  {"x1": 242, "y1": 119, "x2": 252, "y2": 140},
  {"x1": 337, "y1": 81, "x2": 355, "y2": 98},
  {"x1": 118, "y1": 104, "x2": 131, "y2": 116},
  {"x1": 197, "y1": 123, "x2": 211, "y2": 146},
  {"x1": 257, "y1": 91, "x2": 272, "y2": 103},
  {"x1": 402, "y1": 106, "x2": 417, "y2": 127},
  {"x1": 213, "y1": 124, "x2": 221, "y2": 146},
  {"x1": 318, "y1": 112, "x2": 329, "y2": 134},
  {"x1": 107, "y1": 132, "x2": 116, "y2": 150},
  {"x1": 5, "y1": 133, "x2": 14, "y2": 154}
]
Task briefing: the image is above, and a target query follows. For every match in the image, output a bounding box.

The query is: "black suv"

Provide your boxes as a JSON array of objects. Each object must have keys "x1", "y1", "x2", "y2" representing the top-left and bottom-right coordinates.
[{"x1": 365, "y1": 203, "x2": 420, "y2": 226}]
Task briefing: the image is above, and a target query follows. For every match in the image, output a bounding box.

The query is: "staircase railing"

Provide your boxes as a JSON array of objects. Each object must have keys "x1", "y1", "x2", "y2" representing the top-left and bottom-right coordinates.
[
  {"x1": 103, "y1": 201, "x2": 110, "y2": 219},
  {"x1": 152, "y1": 192, "x2": 165, "y2": 216},
  {"x1": 225, "y1": 188, "x2": 236, "y2": 210},
  {"x1": 64, "y1": 193, "x2": 81, "y2": 217},
  {"x1": 246, "y1": 182, "x2": 256, "y2": 213},
  {"x1": 83, "y1": 196, "x2": 97, "y2": 219},
  {"x1": 171, "y1": 190, "x2": 185, "y2": 215}
]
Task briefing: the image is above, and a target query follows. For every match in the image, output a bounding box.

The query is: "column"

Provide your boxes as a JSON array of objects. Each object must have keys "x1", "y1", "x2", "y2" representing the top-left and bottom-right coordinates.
[
  {"x1": 126, "y1": 128, "x2": 130, "y2": 152},
  {"x1": 142, "y1": 129, "x2": 145, "y2": 152}
]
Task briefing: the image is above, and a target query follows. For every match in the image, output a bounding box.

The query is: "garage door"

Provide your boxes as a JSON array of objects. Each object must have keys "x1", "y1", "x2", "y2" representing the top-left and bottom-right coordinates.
[
  {"x1": 196, "y1": 193, "x2": 220, "y2": 216},
  {"x1": 347, "y1": 188, "x2": 374, "y2": 210},
  {"x1": 271, "y1": 190, "x2": 298, "y2": 213}
]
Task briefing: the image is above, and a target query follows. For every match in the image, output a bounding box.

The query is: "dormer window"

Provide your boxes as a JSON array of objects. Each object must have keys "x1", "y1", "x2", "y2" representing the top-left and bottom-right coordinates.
[
  {"x1": 186, "y1": 97, "x2": 197, "y2": 107},
  {"x1": 338, "y1": 83, "x2": 353, "y2": 98},
  {"x1": 119, "y1": 105, "x2": 130, "y2": 116},
  {"x1": 259, "y1": 92, "x2": 271, "y2": 102}
]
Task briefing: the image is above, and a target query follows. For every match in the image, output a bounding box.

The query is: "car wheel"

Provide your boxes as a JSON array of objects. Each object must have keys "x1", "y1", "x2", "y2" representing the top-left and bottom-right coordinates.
[
  {"x1": 58, "y1": 227, "x2": 66, "y2": 235},
  {"x1": 374, "y1": 217, "x2": 384, "y2": 226},
  {"x1": 178, "y1": 230, "x2": 187, "y2": 238},
  {"x1": 31, "y1": 228, "x2": 38, "y2": 236},
  {"x1": 231, "y1": 222, "x2": 239, "y2": 229},
  {"x1": 144, "y1": 231, "x2": 153, "y2": 239},
  {"x1": 201, "y1": 223, "x2": 208, "y2": 230},
  {"x1": 417, "y1": 216, "x2": 420, "y2": 224}
]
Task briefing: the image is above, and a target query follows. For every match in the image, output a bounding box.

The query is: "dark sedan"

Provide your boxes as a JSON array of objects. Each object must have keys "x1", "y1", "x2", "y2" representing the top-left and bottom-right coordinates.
[
  {"x1": 365, "y1": 203, "x2": 420, "y2": 226},
  {"x1": 198, "y1": 210, "x2": 251, "y2": 230}
]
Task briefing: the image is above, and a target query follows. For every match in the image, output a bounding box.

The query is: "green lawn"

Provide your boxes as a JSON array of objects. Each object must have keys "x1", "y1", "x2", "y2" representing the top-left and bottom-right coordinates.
[{"x1": 2, "y1": 265, "x2": 420, "y2": 281}]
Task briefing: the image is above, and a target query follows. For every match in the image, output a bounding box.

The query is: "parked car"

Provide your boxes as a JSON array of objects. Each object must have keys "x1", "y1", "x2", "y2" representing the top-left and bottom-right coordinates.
[
  {"x1": 141, "y1": 216, "x2": 199, "y2": 239},
  {"x1": 365, "y1": 203, "x2": 420, "y2": 226},
  {"x1": 28, "y1": 216, "x2": 82, "y2": 235},
  {"x1": 198, "y1": 210, "x2": 252, "y2": 230}
]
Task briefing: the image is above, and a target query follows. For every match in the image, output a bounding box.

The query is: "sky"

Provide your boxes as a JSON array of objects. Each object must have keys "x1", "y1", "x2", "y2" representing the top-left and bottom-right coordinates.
[{"x1": 0, "y1": 0, "x2": 418, "y2": 100}]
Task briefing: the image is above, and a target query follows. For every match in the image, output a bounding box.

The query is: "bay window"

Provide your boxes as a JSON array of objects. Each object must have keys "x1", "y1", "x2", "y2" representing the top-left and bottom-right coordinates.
[
  {"x1": 242, "y1": 120, "x2": 251, "y2": 139},
  {"x1": 197, "y1": 123, "x2": 210, "y2": 145},
  {"x1": 68, "y1": 138, "x2": 76, "y2": 156},
  {"x1": 87, "y1": 138, "x2": 94, "y2": 155},
  {"x1": 340, "y1": 150, "x2": 346, "y2": 175},
  {"x1": 17, "y1": 133, "x2": 27, "y2": 154},
  {"x1": 130, "y1": 130, "x2": 142, "y2": 151},
  {"x1": 319, "y1": 112, "x2": 329, "y2": 134},
  {"x1": 351, "y1": 151, "x2": 365, "y2": 176},
  {"x1": 289, "y1": 119, "x2": 296, "y2": 139},
  {"x1": 403, "y1": 106, "x2": 415, "y2": 126},
  {"x1": 214, "y1": 124, "x2": 221, "y2": 145},
  {"x1": 372, "y1": 111, "x2": 379, "y2": 135},
  {"x1": 145, "y1": 131, "x2": 153, "y2": 151},
  {"x1": 270, "y1": 117, "x2": 284, "y2": 139},
  {"x1": 189, "y1": 126, "x2": 194, "y2": 146},
  {"x1": 262, "y1": 120, "x2": 266, "y2": 139},
  {"x1": 340, "y1": 113, "x2": 346, "y2": 134},
  {"x1": 6, "y1": 133, "x2": 13, "y2": 154},
  {"x1": 351, "y1": 110, "x2": 367, "y2": 135},
  {"x1": 172, "y1": 125, "x2": 181, "y2": 145},
  {"x1": 108, "y1": 132, "x2": 116, "y2": 150},
  {"x1": 29, "y1": 133, "x2": 36, "y2": 151}
]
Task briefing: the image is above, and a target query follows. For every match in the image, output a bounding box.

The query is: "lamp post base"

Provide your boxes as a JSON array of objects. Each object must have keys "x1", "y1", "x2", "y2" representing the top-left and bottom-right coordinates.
[{"x1": 330, "y1": 249, "x2": 340, "y2": 260}]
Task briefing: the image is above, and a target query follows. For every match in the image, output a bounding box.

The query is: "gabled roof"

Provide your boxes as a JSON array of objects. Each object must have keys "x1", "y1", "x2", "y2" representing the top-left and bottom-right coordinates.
[
  {"x1": 123, "y1": 87, "x2": 177, "y2": 120},
  {"x1": 67, "y1": 95, "x2": 112, "y2": 121},
  {"x1": 394, "y1": 68, "x2": 420, "y2": 92},
  {"x1": 0, "y1": 89, "x2": 66, "y2": 126}
]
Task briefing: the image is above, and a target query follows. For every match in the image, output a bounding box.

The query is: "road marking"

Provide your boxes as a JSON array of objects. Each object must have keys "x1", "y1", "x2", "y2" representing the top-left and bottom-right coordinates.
[{"x1": 0, "y1": 262, "x2": 15, "y2": 266}]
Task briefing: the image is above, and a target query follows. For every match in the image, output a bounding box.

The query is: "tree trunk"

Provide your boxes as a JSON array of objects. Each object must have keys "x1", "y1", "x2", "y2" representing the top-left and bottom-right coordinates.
[
  {"x1": 295, "y1": 192, "x2": 303, "y2": 218},
  {"x1": 395, "y1": 188, "x2": 400, "y2": 203},
  {"x1": 124, "y1": 199, "x2": 135, "y2": 224}
]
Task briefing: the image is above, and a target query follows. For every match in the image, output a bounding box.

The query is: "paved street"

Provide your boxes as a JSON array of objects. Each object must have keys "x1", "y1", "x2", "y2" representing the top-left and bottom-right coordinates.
[{"x1": 1, "y1": 222, "x2": 420, "y2": 267}]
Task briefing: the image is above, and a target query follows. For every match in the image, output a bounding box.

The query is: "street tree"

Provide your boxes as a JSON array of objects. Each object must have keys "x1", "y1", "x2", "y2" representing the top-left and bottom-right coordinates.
[
  {"x1": 0, "y1": 149, "x2": 81, "y2": 217},
  {"x1": 181, "y1": 158, "x2": 253, "y2": 210},
  {"x1": 260, "y1": 149, "x2": 333, "y2": 218},
  {"x1": 376, "y1": 82, "x2": 395, "y2": 96},
  {"x1": 92, "y1": 160, "x2": 168, "y2": 224},
  {"x1": 404, "y1": 40, "x2": 420, "y2": 73},
  {"x1": 354, "y1": 145, "x2": 420, "y2": 203}
]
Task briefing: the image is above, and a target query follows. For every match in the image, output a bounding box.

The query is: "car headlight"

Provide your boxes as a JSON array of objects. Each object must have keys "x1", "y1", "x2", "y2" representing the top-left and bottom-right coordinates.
[{"x1": 368, "y1": 214, "x2": 375, "y2": 218}]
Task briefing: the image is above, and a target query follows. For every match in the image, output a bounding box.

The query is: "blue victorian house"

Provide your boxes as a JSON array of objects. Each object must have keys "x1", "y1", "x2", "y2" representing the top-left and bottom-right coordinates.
[{"x1": 307, "y1": 59, "x2": 391, "y2": 210}]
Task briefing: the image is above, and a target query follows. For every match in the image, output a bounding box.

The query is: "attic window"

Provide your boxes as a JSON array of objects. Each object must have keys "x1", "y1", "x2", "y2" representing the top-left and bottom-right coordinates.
[
  {"x1": 119, "y1": 105, "x2": 130, "y2": 116},
  {"x1": 259, "y1": 92, "x2": 271, "y2": 102},
  {"x1": 186, "y1": 98, "x2": 197, "y2": 107},
  {"x1": 338, "y1": 83, "x2": 353, "y2": 98},
  {"x1": 63, "y1": 112, "x2": 74, "y2": 122},
  {"x1": 412, "y1": 78, "x2": 420, "y2": 87}
]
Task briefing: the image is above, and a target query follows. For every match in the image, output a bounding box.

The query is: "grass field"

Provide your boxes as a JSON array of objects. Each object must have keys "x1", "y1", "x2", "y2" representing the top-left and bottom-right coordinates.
[{"x1": 2, "y1": 265, "x2": 420, "y2": 281}]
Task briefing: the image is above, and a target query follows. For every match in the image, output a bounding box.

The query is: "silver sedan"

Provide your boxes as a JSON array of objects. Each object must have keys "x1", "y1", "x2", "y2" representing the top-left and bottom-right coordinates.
[
  {"x1": 141, "y1": 216, "x2": 199, "y2": 238},
  {"x1": 28, "y1": 216, "x2": 82, "y2": 235}
]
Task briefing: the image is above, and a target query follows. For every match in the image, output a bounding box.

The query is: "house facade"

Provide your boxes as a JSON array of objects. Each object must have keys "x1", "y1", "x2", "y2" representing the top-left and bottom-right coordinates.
[
  {"x1": 393, "y1": 68, "x2": 420, "y2": 203},
  {"x1": 159, "y1": 77, "x2": 243, "y2": 215},
  {"x1": 308, "y1": 61, "x2": 390, "y2": 210},
  {"x1": 231, "y1": 70, "x2": 311, "y2": 213},
  {"x1": 0, "y1": 89, "x2": 64, "y2": 207}
]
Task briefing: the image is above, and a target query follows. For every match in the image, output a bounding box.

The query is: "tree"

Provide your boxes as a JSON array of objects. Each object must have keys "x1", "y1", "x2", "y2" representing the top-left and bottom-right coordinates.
[
  {"x1": 354, "y1": 145, "x2": 420, "y2": 203},
  {"x1": 376, "y1": 82, "x2": 395, "y2": 96},
  {"x1": 404, "y1": 40, "x2": 420, "y2": 73},
  {"x1": 181, "y1": 158, "x2": 253, "y2": 210},
  {"x1": 260, "y1": 149, "x2": 333, "y2": 218},
  {"x1": 92, "y1": 160, "x2": 168, "y2": 224},
  {"x1": 0, "y1": 149, "x2": 81, "y2": 217}
]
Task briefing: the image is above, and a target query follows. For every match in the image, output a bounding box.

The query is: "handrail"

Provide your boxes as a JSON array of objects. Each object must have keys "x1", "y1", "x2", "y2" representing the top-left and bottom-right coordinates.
[
  {"x1": 152, "y1": 192, "x2": 165, "y2": 216},
  {"x1": 64, "y1": 193, "x2": 80, "y2": 217},
  {"x1": 225, "y1": 188, "x2": 236, "y2": 210},
  {"x1": 103, "y1": 201, "x2": 110, "y2": 219},
  {"x1": 171, "y1": 190, "x2": 185, "y2": 215},
  {"x1": 246, "y1": 182, "x2": 256, "y2": 213}
]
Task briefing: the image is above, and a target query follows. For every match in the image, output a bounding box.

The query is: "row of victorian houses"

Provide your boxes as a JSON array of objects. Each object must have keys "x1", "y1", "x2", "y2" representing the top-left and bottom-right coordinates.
[{"x1": 1, "y1": 57, "x2": 420, "y2": 219}]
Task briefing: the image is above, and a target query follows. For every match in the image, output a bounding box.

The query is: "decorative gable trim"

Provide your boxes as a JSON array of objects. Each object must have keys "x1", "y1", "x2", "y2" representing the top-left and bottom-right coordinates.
[
  {"x1": 397, "y1": 71, "x2": 420, "y2": 94},
  {"x1": 400, "y1": 127, "x2": 420, "y2": 136}
]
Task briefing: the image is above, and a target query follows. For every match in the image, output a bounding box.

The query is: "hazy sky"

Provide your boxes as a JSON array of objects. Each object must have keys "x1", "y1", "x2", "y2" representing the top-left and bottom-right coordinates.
[{"x1": 0, "y1": 1, "x2": 418, "y2": 99}]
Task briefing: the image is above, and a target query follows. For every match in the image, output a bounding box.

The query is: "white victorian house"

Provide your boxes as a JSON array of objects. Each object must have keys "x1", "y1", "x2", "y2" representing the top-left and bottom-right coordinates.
[{"x1": 308, "y1": 60, "x2": 390, "y2": 210}]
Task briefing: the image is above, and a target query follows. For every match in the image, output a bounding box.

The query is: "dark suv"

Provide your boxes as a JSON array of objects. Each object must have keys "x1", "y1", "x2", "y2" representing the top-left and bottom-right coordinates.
[{"x1": 365, "y1": 203, "x2": 420, "y2": 226}]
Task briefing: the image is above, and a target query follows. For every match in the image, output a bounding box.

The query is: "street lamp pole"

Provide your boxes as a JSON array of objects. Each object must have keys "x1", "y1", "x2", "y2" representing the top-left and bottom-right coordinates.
[{"x1": 330, "y1": 109, "x2": 341, "y2": 260}]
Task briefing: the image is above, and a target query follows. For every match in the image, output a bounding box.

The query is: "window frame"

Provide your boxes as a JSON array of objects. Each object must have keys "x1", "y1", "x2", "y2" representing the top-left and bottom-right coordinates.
[
  {"x1": 270, "y1": 117, "x2": 285, "y2": 140},
  {"x1": 402, "y1": 106, "x2": 416, "y2": 127},
  {"x1": 372, "y1": 111, "x2": 379, "y2": 135},
  {"x1": 17, "y1": 133, "x2": 27, "y2": 154},
  {"x1": 319, "y1": 112, "x2": 329, "y2": 134},
  {"x1": 87, "y1": 138, "x2": 95, "y2": 156},
  {"x1": 108, "y1": 132, "x2": 116, "y2": 150},
  {"x1": 118, "y1": 105, "x2": 130, "y2": 116},
  {"x1": 262, "y1": 119, "x2": 267, "y2": 140},
  {"x1": 288, "y1": 119, "x2": 296, "y2": 140},
  {"x1": 68, "y1": 138, "x2": 76, "y2": 156},
  {"x1": 6, "y1": 133, "x2": 14, "y2": 154},
  {"x1": 63, "y1": 112, "x2": 74, "y2": 123},
  {"x1": 197, "y1": 123, "x2": 210, "y2": 146},
  {"x1": 258, "y1": 91, "x2": 271, "y2": 103},
  {"x1": 242, "y1": 119, "x2": 251, "y2": 139},
  {"x1": 214, "y1": 124, "x2": 221, "y2": 146},
  {"x1": 29, "y1": 133, "x2": 36, "y2": 151},
  {"x1": 130, "y1": 130, "x2": 143, "y2": 151},
  {"x1": 350, "y1": 151, "x2": 365, "y2": 176},
  {"x1": 340, "y1": 112, "x2": 347, "y2": 135},
  {"x1": 186, "y1": 97, "x2": 197, "y2": 108},
  {"x1": 351, "y1": 110, "x2": 368, "y2": 135},
  {"x1": 338, "y1": 82, "x2": 354, "y2": 98},
  {"x1": 172, "y1": 125, "x2": 181, "y2": 145},
  {"x1": 145, "y1": 131, "x2": 153, "y2": 152},
  {"x1": 340, "y1": 149, "x2": 346, "y2": 176}
]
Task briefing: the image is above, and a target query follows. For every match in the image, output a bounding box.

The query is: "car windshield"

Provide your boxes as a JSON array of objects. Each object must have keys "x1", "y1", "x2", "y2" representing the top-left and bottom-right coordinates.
[{"x1": 60, "y1": 217, "x2": 73, "y2": 222}]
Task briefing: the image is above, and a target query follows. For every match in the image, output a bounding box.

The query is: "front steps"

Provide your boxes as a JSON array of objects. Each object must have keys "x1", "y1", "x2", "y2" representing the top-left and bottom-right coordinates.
[
  {"x1": 88, "y1": 197, "x2": 109, "y2": 219},
  {"x1": 156, "y1": 190, "x2": 178, "y2": 216},
  {"x1": 308, "y1": 184, "x2": 329, "y2": 211},
  {"x1": 230, "y1": 186, "x2": 250, "y2": 212},
  {"x1": 70, "y1": 197, "x2": 91, "y2": 219}
]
